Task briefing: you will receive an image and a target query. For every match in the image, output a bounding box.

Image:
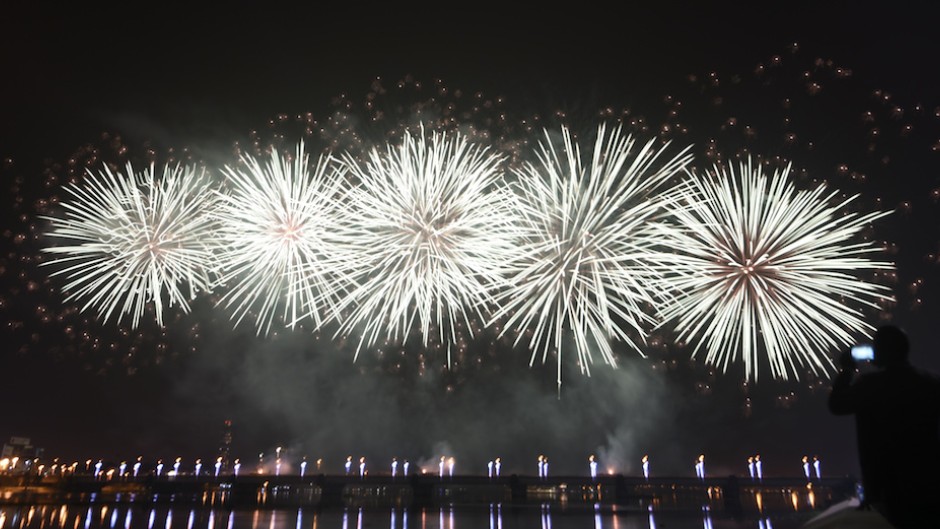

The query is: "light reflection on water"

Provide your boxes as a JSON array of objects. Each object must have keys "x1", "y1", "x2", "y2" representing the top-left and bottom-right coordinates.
[{"x1": 0, "y1": 504, "x2": 812, "y2": 529}]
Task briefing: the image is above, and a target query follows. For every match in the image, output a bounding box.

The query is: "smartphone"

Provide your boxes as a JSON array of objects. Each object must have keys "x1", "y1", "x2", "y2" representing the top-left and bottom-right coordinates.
[{"x1": 851, "y1": 344, "x2": 874, "y2": 361}]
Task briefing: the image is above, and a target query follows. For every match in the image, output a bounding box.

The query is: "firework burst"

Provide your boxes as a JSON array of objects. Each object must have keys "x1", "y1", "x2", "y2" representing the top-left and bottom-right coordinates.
[
  {"x1": 659, "y1": 159, "x2": 894, "y2": 381},
  {"x1": 336, "y1": 127, "x2": 518, "y2": 361},
  {"x1": 214, "y1": 142, "x2": 353, "y2": 335},
  {"x1": 491, "y1": 124, "x2": 693, "y2": 388},
  {"x1": 42, "y1": 162, "x2": 220, "y2": 328}
]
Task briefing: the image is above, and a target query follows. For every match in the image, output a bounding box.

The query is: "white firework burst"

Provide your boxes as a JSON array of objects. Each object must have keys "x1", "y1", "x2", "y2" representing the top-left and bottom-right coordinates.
[
  {"x1": 659, "y1": 159, "x2": 894, "y2": 381},
  {"x1": 491, "y1": 124, "x2": 693, "y2": 388},
  {"x1": 215, "y1": 142, "x2": 352, "y2": 335},
  {"x1": 42, "y1": 162, "x2": 220, "y2": 328},
  {"x1": 337, "y1": 127, "x2": 517, "y2": 361}
]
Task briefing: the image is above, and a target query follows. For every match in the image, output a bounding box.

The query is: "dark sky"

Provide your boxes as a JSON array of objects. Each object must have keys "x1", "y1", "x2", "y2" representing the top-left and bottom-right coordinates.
[{"x1": 2, "y1": 2, "x2": 939, "y2": 479}]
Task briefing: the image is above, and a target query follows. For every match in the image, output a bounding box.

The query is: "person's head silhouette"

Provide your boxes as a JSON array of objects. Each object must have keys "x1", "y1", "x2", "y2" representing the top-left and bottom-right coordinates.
[{"x1": 872, "y1": 325, "x2": 909, "y2": 368}]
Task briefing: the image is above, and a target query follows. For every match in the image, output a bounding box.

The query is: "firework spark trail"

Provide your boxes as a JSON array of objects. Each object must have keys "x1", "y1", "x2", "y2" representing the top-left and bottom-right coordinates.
[
  {"x1": 491, "y1": 124, "x2": 693, "y2": 389},
  {"x1": 659, "y1": 159, "x2": 894, "y2": 381},
  {"x1": 335, "y1": 127, "x2": 518, "y2": 362},
  {"x1": 215, "y1": 142, "x2": 353, "y2": 335},
  {"x1": 42, "y1": 162, "x2": 220, "y2": 328}
]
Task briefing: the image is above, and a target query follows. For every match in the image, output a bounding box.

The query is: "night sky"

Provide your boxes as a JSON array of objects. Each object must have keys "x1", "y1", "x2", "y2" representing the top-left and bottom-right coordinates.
[{"x1": 2, "y1": 3, "x2": 939, "y2": 480}]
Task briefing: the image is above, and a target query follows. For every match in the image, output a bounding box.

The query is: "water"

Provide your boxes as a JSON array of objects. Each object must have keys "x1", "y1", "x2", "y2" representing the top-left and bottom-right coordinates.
[{"x1": 0, "y1": 504, "x2": 815, "y2": 529}]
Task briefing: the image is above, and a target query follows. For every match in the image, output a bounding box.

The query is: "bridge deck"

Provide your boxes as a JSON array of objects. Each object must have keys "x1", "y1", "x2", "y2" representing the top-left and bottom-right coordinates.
[{"x1": 0, "y1": 474, "x2": 856, "y2": 512}]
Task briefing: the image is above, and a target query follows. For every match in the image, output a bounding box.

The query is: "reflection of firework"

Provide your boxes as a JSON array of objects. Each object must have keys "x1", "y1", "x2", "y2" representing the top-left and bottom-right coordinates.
[
  {"x1": 215, "y1": 142, "x2": 352, "y2": 335},
  {"x1": 492, "y1": 124, "x2": 692, "y2": 388},
  {"x1": 336, "y1": 127, "x2": 517, "y2": 362},
  {"x1": 660, "y1": 159, "x2": 893, "y2": 381},
  {"x1": 42, "y1": 162, "x2": 219, "y2": 328}
]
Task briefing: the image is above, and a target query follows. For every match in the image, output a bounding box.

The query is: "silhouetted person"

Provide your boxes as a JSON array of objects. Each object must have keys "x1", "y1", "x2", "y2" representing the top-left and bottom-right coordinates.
[{"x1": 829, "y1": 325, "x2": 940, "y2": 528}]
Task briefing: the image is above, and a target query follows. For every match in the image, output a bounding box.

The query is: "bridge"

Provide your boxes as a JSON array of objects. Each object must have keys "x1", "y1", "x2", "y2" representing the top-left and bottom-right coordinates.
[{"x1": 1, "y1": 473, "x2": 856, "y2": 513}]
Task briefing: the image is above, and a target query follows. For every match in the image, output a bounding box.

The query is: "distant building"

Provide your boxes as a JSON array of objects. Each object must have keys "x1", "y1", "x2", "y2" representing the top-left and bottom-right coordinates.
[
  {"x1": 218, "y1": 420, "x2": 233, "y2": 469},
  {"x1": 2, "y1": 437, "x2": 42, "y2": 459},
  {"x1": 1, "y1": 437, "x2": 43, "y2": 474}
]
